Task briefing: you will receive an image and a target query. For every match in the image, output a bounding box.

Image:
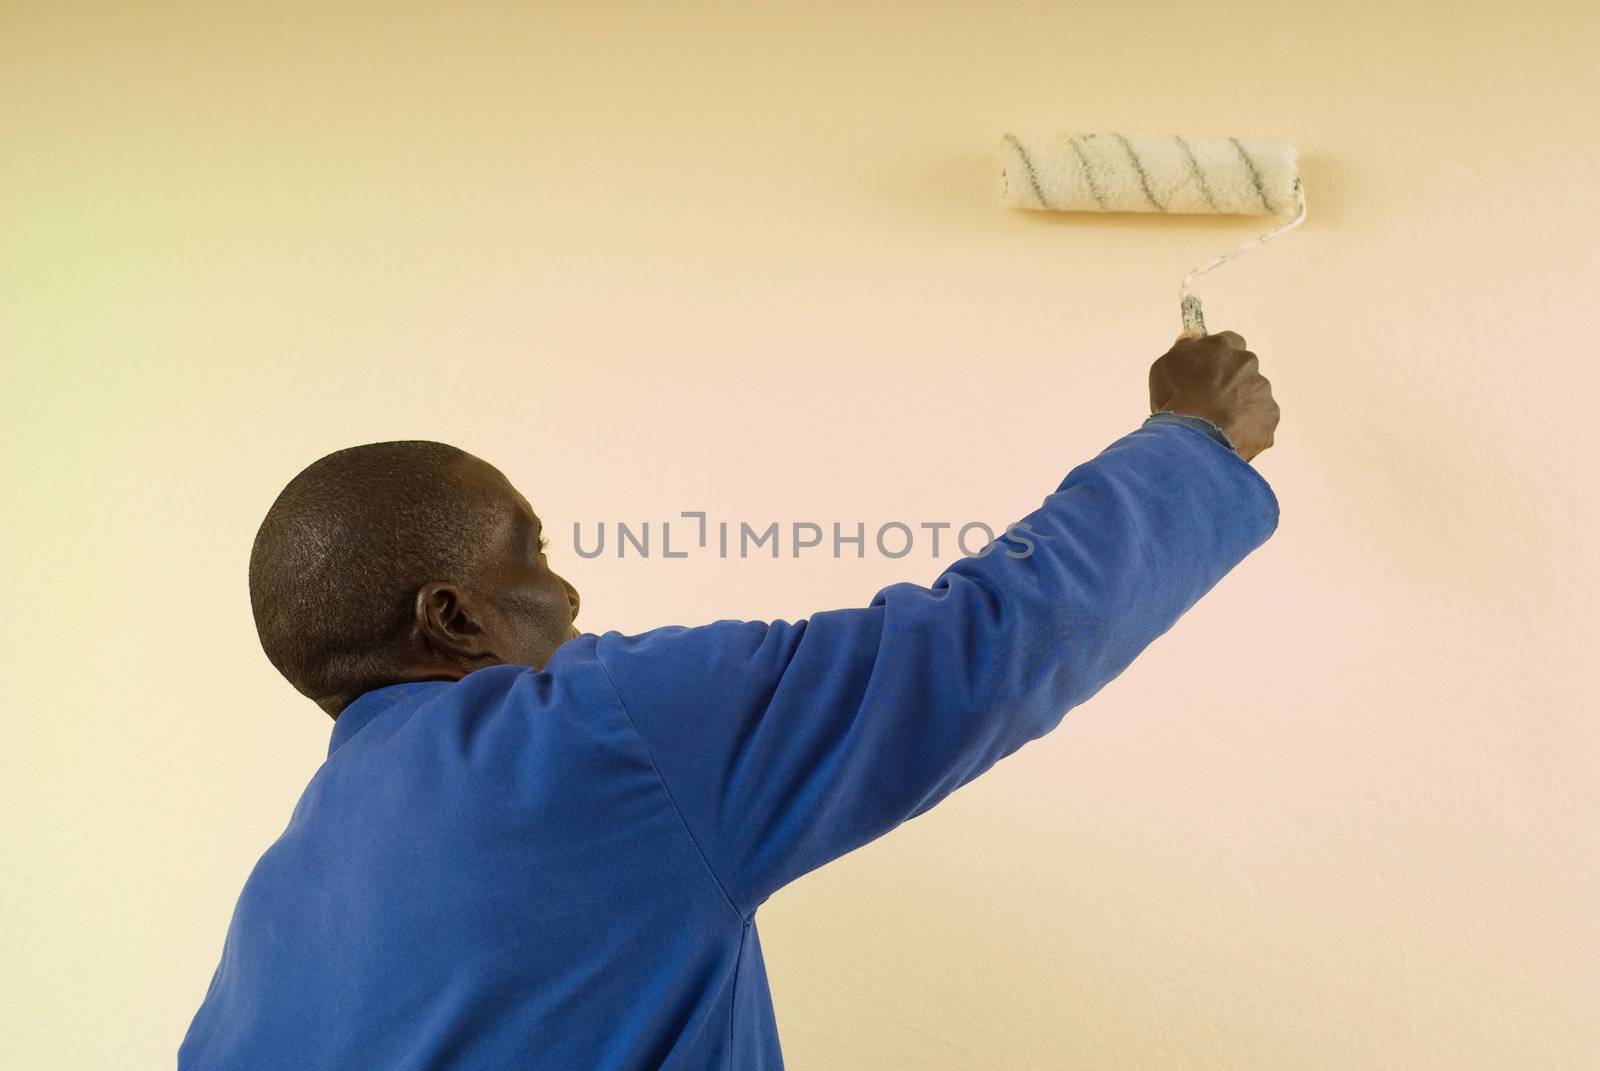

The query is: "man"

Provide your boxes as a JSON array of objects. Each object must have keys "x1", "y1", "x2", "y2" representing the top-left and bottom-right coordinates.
[{"x1": 181, "y1": 331, "x2": 1280, "y2": 1068}]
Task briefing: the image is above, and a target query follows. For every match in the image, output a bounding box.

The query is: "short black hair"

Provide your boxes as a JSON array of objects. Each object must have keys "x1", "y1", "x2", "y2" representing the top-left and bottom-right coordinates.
[{"x1": 248, "y1": 440, "x2": 503, "y2": 707}]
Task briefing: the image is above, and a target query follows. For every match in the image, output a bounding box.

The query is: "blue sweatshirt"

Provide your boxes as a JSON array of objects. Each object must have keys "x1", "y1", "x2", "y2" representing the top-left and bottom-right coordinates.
[{"x1": 180, "y1": 416, "x2": 1278, "y2": 1069}]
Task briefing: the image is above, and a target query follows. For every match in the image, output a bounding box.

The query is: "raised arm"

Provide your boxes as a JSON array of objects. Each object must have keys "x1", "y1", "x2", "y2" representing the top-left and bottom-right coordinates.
[{"x1": 597, "y1": 333, "x2": 1281, "y2": 919}]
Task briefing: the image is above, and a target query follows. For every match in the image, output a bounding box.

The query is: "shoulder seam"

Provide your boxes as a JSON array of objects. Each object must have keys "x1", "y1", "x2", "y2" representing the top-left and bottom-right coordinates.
[{"x1": 592, "y1": 647, "x2": 750, "y2": 924}]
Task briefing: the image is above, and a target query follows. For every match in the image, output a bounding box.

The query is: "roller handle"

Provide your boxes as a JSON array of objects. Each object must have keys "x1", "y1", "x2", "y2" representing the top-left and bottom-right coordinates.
[{"x1": 1176, "y1": 175, "x2": 1306, "y2": 340}]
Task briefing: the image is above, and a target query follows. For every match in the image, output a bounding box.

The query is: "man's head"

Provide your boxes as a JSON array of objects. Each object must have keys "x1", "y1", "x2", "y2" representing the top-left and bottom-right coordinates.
[{"x1": 248, "y1": 441, "x2": 581, "y2": 719}]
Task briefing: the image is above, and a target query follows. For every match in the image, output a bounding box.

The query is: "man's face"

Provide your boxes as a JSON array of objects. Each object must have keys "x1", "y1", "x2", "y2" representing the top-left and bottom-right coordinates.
[{"x1": 453, "y1": 456, "x2": 582, "y2": 669}]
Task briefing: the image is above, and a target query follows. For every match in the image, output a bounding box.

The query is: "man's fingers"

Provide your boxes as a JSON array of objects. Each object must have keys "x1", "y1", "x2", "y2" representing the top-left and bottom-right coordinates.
[{"x1": 1173, "y1": 330, "x2": 1248, "y2": 348}]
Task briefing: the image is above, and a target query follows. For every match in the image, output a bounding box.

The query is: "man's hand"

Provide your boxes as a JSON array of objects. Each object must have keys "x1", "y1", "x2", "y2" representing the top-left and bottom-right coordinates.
[{"x1": 1149, "y1": 330, "x2": 1280, "y2": 462}]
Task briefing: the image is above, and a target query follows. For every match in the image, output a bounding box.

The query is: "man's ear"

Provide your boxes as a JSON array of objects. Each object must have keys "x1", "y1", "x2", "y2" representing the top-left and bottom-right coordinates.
[{"x1": 413, "y1": 581, "x2": 498, "y2": 662}]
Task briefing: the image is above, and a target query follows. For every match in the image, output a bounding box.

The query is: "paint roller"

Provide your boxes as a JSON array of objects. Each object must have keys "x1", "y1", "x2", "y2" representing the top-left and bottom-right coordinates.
[{"x1": 998, "y1": 131, "x2": 1306, "y2": 334}]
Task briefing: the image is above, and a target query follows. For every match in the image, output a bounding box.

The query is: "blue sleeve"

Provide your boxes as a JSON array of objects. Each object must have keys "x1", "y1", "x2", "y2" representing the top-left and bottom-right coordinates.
[
  {"x1": 595, "y1": 419, "x2": 1279, "y2": 918},
  {"x1": 1145, "y1": 410, "x2": 1236, "y2": 452}
]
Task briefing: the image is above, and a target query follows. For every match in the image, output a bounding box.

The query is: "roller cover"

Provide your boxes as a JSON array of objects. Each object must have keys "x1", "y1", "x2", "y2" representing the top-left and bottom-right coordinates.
[{"x1": 1000, "y1": 131, "x2": 1298, "y2": 215}]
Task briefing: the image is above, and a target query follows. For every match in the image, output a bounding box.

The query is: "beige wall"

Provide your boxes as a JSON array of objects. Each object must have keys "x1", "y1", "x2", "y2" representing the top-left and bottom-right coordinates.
[{"x1": 4, "y1": 2, "x2": 1597, "y2": 1066}]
